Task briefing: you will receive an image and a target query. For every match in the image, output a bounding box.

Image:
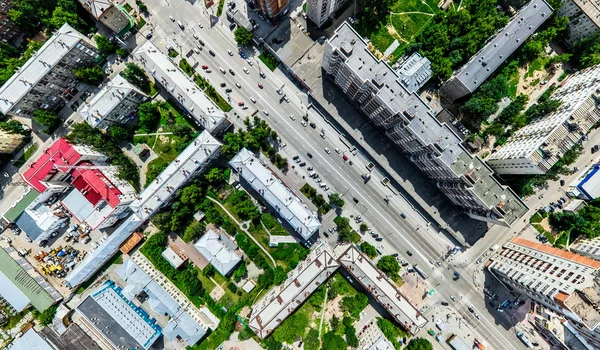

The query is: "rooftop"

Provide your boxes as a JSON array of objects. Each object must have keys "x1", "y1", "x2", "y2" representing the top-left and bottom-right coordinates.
[
  {"x1": 78, "y1": 0, "x2": 114, "y2": 19},
  {"x1": 449, "y1": 0, "x2": 553, "y2": 94},
  {"x1": 568, "y1": 162, "x2": 600, "y2": 199},
  {"x1": 0, "y1": 23, "x2": 90, "y2": 115},
  {"x1": 337, "y1": 245, "x2": 427, "y2": 335},
  {"x1": 10, "y1": 329, "x2": 54, "y2": 350},
  {"x1": 161, "y1": 246, "x2": 187, "y2": 269},
  {"x1": 80, "y1": 74, "x2": 147, "y2": 129},
  {"x1": 248, "y1": 242, "x2": 339, "y2": 339},
  {"x1": 193, "y1": 226, "x2": 242, "y2": 276},
  {"x1": 129, "y1": 131, "x2": 221, "y2": 222},
  {"x1": 132, "y1": 41, "x2": 228, "y2": 133},
  {"x1": 230, "y1": 148, "x2": 320, "y2": 239},
  {"x1": 16, "y1": 203, "x2": 67, "y2": 240},
  {"x1": 77, "y1": 282, "x2": 162, "y2": 350}
]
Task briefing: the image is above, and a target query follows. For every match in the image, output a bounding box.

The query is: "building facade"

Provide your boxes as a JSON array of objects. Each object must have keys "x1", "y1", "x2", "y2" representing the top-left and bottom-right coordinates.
[
  {"x1": 488, "y1": 64, "x2": 600, "y2": 175},
  {"x1": 254, "y1": 0, "x2": 288, "y2": 20},
  {"x1": 323, "y1": 22, "x2": 528, "y2": 227},
  {"x1": 78, "y1": 0, "x2": 133, "y2": 34},
  {"x1": 488, "y1": 237, "x2": 600, "y2": 349},
  {"x1": 306, "y1": 0, "x2": 346, "y2": 28},
  {"x1": 0, "y1": 129, "x2": 24, "y2": 153},
  {"x1": 440, "y1": 0, "x2": 553, "y2": 101},
  {"x1": 0, "y1": 0, "x2": 21, "y2": 42},
  {"x1": 0, "y1": 23, "x2": 99, "y2": 117},
  {"x1": 559, "y1": 0, "x2": 600, "y2": 45},
  {"x1": 80, "y1": 74, "x2": 148, "y2": 130}
]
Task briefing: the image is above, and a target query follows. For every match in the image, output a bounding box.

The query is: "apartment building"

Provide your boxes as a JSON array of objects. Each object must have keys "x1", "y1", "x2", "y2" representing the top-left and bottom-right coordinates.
[
  {"x1": 0, "y1": 129, "x2": 24, "y2": 153},
  {"x1": 440, "y1": 0, "x2": 553, "y2": 101},
  {"x1": 0, "y1": 23, "x2": 99, "y2": 117},
  {"x1": 488, "y1": 64, "x2": 600, "y2": 175},
  {"x1": 253, "y1": 0, "x2": 288, "y2": 20},
  {"x1": 0, "y1": 0, "x2": 21, "y2": 42},
  {"x1": 306, "y1": 0, "x2": 346, "y2": 28},
  {"x1": 488, "y1": 237, "x2": 600, "y2": 349},
  {"x1": 78, "y1": 0, "x2": 133, "y2": 35},
  {"x1": 559, "y1": 0, "x2": 600, "y2": 45},
  {"x1": 80, "y1": 74, "x2": 148, "y2": 130},
  {"x1": 322, "y1": 22, "x2": 528, "y2": 226}
]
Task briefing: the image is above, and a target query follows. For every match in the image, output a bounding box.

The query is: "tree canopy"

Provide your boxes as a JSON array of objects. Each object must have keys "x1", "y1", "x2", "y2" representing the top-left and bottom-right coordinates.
[
  {"x1": 272, "y1": 311, "x2": 309, "y2": 344},
  {"x1": 405, "y1": 338, "x2": 434, "y2": 350},
  {"x1": 377, "y1": 255, "x2": 400, "y2": 276},
  {"x1": 360, "y1": 241, "x2": 377, "y2": 259},
  {"x1": 73, "y1": 65, "x2": 104, "y2": 85},
  {"x1": 94, "y1": 34, "x2": 117, "y2": 55},
  {"x1": 121, "y1": 63, "x2": 150, "y2": 92},
  {"x1": 234, "y1": 26, "x2": 253, "y2": 46},
  {"x1": 340, "y1": 293, "x2": 369, "y2": 318},
  {"x1": 321, "y1": 331, "x2": 346, "y2": 350},
  {"x1": 328, "y1": 192, "x2": 345, "y2": 207},
  {"x1": 33, "y1": 110, "x2": 59, "y2": 132}
]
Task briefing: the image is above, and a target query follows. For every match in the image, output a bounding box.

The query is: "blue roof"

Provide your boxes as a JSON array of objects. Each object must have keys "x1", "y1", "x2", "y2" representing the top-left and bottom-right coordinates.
[{"x1": 15, "y1": 210, "x2": 43, "y2": 240}]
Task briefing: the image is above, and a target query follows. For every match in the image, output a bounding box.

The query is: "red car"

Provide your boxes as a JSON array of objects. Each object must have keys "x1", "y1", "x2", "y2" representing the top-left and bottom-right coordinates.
[
  {"x1": 343, "y1": 155, "x2": 348, "y2": 161},
  {"x1": 258, "y1": 83, "x2": 264, "y2": 89},
  {"x1": 238, "y1": 101, "x2": 244, "y2": 106},
  {"x1": 202, "y1": 65, "x2": 208, "y2": 69}
]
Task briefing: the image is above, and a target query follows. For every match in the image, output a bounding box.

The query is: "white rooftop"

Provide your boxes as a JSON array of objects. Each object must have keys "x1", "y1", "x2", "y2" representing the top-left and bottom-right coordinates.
[
  {"x1": 130, "y1": 131, "x2": 221, "y2": 221},
  {"x1": 78, "y1": 0, "x2": 113, "y2": 19},
  {"x1": 248, "y1": 242, "x2": 339, "y2": 339},
  {"x1": 161, "y1": 246, "x2": 186, "y2": 269},
  {"x1": 132, "y1": 41, "x2": 228, "y2": 132},
  {"x1": 80, "y1": 74, "x2": 146, "y2": 128},
  {"x1": 337, "y1": 245, "x2": 428, "y2": 335},
  {"x1": 0, "y1": 23, "x2": 89, "y2": 115},
  {"x1": 10, "y1": 329, "x2": 54, "y2": 350},
  {"x1": 193, "y1": 228, "x2": 241, "y2": 276},
  {"x1": 230, "y1": 148, "x2": 320, "y2": 239}
]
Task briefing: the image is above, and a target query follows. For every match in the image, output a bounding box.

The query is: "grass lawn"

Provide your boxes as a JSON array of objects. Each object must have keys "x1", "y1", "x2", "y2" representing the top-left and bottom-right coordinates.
[
  {"x1": 137, "y1": 17, "x2": 146, "y2": 29},
  {"x1": 329, "y1": 272, "x2": 356, "y2": 297},
  {"x1": 13, "y1": 142, "x2": 37, "y2": 168},
  {"x1": 168, "y1": 49, "x2": 179, "y2": 58},
  {"x1": 179, "y1": 58, "x2": 194, "y2": 76},
  {"x1": 529, "y1": 212, "x2": 543, "y2": 224},
  {"x1": 348, "y1": 230, "x2": 361, "y2": 244},
  {"x1": 554, "y1": 231, "x2": 570, "y2": 249},
  {"x1": 197, "y1": 269, "x2": 216, "y2": 293},
  {"x1": 249, "y1": 222, "x2": 309, "y2": 272},
  {"x1": 123, "y1": 3, "x2": 133, "y2": 12},
  {"x1": 259, "y1": 52, "x2": 279, "y2": 71},
  {"x1": 525, "y1": 56, "x2": 549, "y2": 78}
]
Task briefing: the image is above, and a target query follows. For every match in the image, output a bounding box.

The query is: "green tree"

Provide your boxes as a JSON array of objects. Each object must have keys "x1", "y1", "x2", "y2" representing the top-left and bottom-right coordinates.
[
  {"x1": 328, "y1": 192, "x2": 345, "y2": 207},
  {"x1": 304, "y1": 328, "x2": 320, "y2": 350},
  {"x1": 94, "y1": 35, "x2": 117, "y2": 55},
  {"x1": 340, "y1": 293, "x2": 369, "y2": 318},
  {"x1": 48, "y1": 0, "x2": 83, "y2": 30},
  {"x1": 405, "y1": 338, "x2": 434, "y2": 350},
  {"x1": 273, "y1": 266, "x2": 287, "y2": 285},
  {"x1": 180, "y1": 184, "x2": 204, "y2": 206},
  {"x1": 343, "y1": 316, "x2": 359, "y2": 347},
  {"x1": 183, "y1": 221, "x2": 203, "y2": 243},
  {"x1": 232, "y1": 261, "x2": 247, "y2": 282},
  {"x1": 234, "y1": 26, "x2": 253, "y2": 46},
  {"x1": 121, "y1": 63, "x2": 149, "y2": 90},
  {"x1": 73, "y1": 65, "x2": 104, "y2": 84},
  {"x1": 176, "y1": 267, "x2": 203, "y2": 295},
  {"x1": 205, "y1": 167, "x2": 224, "y2": 184},
  {"x1": 376, "y1": 318, "x2": 406, "y2": 349},
  {"x1": 108, "y1": 125, "x2": 131, "y2": 140},
  {"x1": 33, "y1": 110, "x2": 59, "y2": 132},
  {"x1": 38, "y1": 305, "x2": 58, "y2": 326},
  {"x1": 377, "y1": 255, "x2": 400, "y2": 276},
  {"x1": 321, "y1": 331, "x2": 346, "y2": 350},
  {"x1": 359, "y1": 223, "x2": 368, "y2": 232},
  {"x1": 360, "y1": 242, "x2": 377, "y2": 259},
  {"x1": 116, "y1": 48, "x2": 129, "y2": 58},
  {"x1": 330, "y1": 315, "x2": 341, "y2": 333},
  {"x1": 272, "y1": 311, "x2": 309, "y2": 344},
  {"x1": 0, "y1": 120, "x2": 29, "y2": 136},
  {"x1": 137, "y1": 102, "x2": 161, "y2": 132}
]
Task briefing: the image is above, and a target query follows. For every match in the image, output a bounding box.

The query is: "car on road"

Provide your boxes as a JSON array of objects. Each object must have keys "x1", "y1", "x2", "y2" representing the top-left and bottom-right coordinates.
[
  {"x1": 276, "y1": 89, "x2": 283, "y2": 95},
  {"x1": 229, "y1": 22, "x2": 236, "y2": 30},
  {"x1": 178, "y1": 21, "x2": 184, "y2": 29},
  {"x1": 243, "y1": 67, "x2": 249, "y2": 74},
  {"x1": 220, "y1": 82, "x2": 226, "y2": 87},
  {"x1": 280, "y1": 143, "x2": 286, "y2": 148},
  {"x1": 193, "y1": 33, "x2": 198, "y2": 39},
  {"x1": 324, "y1": 147, "x2": 331, "y2": 154},
  {"x1": 258, "y1": 83, "x2": 264, "y2": 89},
  {"x1": 198, "y1": 22, "x2": 203, "y2": 28},
  {"x1": 194, "y1": 48, "x2": 201, "y2": 54},
  {"x1": 205, "y1": 68, "x2": 212, "y2": 73},
  {"x1": 301, "y1": 120, "x2": 307, "y2": 127},
  {"x1": 225, "y1": 88, "x2": 232, "y2": 93},
  {"x1": 406, "y1": 250, "x2": 413, "y2": 256},
  {"x1": 199, "y1": 40, "x2": 205, "y2": 46},
  {"x1": 284, "y1": 96, "x2": 290, "y2": 103},
  {"x1": 228, "y1": 50, "x2": 233, "y2": 56},
  {"x1": 145, "y1": 32, "x2": 153, "y2": 39},
  {"x1": 450, "y1": 295, "x2": 456, "y2": 302},
  {"x1": 25, "y1": 236, "x2": 32, "y2": 243},
  {"x1": 238, "y1": 101, "x2": 244, "y2": 106},
  {"x1": 289, "y1": 115, "x2": 295, "y2": 120},
  {"x1": 375, "y1": 238, "x2": 382, "y2": 241},
  {"x1": 476, "y1": 258, "x2": 483, "y2": 264},
  {"x1": 235, "y1": 82, "x2": 241, "y2": 88},
  {"x1": 240, "y1": 51, "x2": 247, "y2": 59},
  {"x1": 441, "y1": 301, "x2": 449, "y2": 306},
  {"x1": 250, "y1": 97, "x2": 256, "y2": 103},
  {"x1": 335, "y1": 148, "x2": 340, "y2": 153},
  {"x1": 219, "y1": 67, "x2": 226, "y2": 74},
  {"x1": 202, "y1": 65, "x2": 208, "y2": 70},
  {"x1": 306, "y1": 152, "x2": 313, "y2": 158},
  {"x1": 353, "y1": 197, "x2": 359, "y2": 203},
  {"x1": 309, "y1": 122, "x2": 316, "y2": 128},
  {"x1": 593, "y1": 145, "x2": 599, "y2": 153},
  {"x1": 209, "y1": 50, "x2": 215, "y2": 56},
  {"x1": 263, "y1": 109, "x2": 269, "y2": 116},
  {"x1": 260, "y1": 71, "x2": 266, "y2": 78},
  {"x1": 475, "y1": 313, "x2": 480, "y2": 320},
  {"x1": 229, "y1": 69, "x2": 235, "y2": 75},
  {"x1": 169, "y1": 15, "x2": 175, "y2": 21},
  {"x1": 299, "y1": 162, "x2": 306, "y2": 167},
  {"x1": 468, "y1": 307, "x2": 474, "y2": 313},
  {"x1": 247, "y1": 59, "x2": 253, "y2": 65}
]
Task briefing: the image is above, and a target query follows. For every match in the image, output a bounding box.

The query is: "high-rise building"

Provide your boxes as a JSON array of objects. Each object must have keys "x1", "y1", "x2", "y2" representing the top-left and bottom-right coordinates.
[
  {"x1": 0, "y1": 129, "x2": 24, "y2": 153},
  {"x1": 488, "y1": 64, "x2": 600, "y2": 175},
  {"x1": 80, "y1": 74, "x2": 148, "y2": 130},
  {"x1": 322, "y1": 22, "x2": 528, "y2": 226},
  {"x1": 253, "y1": 0, "x2": 288, "y2": 20},
  {"x1": 0, "y1": 23, "x2": 99, "y2": 117},
  {"x1": 488, "y1": 237, "x2": 600, "y2": 349},
  {"x1": 0, "y1": 0, "x2": 21, "y2": 42},
  {"x1": 78, "y1": 0, "x2": 134, "y2": 35},
  {"x1": 439, "y1": 0, "x2": 553, "y2": 101},
  {"x1": 559, "y1": 0, "x2": 600, "y2": 45},
  {"x1": 306, "y1": 0, "x2": 346, "y2": 28}
]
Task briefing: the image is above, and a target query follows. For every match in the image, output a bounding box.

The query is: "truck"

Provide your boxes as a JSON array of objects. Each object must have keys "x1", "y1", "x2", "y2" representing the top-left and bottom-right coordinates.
[{"x1": 413, "y1": 264, "x2": 429, "y2": 279}]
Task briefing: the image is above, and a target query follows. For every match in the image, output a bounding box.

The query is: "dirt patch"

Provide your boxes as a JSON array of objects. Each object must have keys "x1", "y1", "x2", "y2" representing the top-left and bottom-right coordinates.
[{"x1": 324, "y1": 295, "x2": 344, "y2": 322}]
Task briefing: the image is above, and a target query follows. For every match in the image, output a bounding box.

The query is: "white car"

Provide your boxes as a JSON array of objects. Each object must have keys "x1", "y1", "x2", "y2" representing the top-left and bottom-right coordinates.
[
  {"x1": 243, "y1": 67, "x2": 249, "y2": 74},
  {"x1": 301, "y1": 120, "x2": 307, "y2": 127},
  {"x1": 219, "y1": 67, "x2": 226, "y2": 74},
  {"x1": 263, "y1": 109, "x2": 269, "y2": 116},
  {"x1": 177, "y1": 21, "x2": 184, "y2": 29},
  {"x1": 250, "y1": 97, "x2": 256, "y2": 103},
  {"x1": 169, "y1": 15, "x2": 175, "y2": 21},
  {"x1": 335, "y1": 148, "x2": 340, "y2": 153},
  {"x1": 193, "y1": 33, "x2": 198, "y2": 39},
  {"x1": 228, "y1": 50, "x2": 233, "y2": 56},
  {"x1": 205, "y1": 69, "x2": 212, "y2": 73},
  {"x1": 276, "y1": 89, "x2": 283, "y2": 95},
  {"x1": 324, "y1": 147, "x2": 331, "y2": 154},
  {"x1": 247, "y1": 59, "x2": 253, "y2": 66},
  {"x1": 198, "y1": 22, "x2": 203, "y2": 28},
  {"x1": 194, "y1": 48, "x2": 201, "y2": 54},
  {"x1": 235, "y1": 82, "x2": 241, "y2": 88},
  {"x1": 25, "y1": 236, "x2": 32, "y2": 243},
  {"x1": 280, "y1": 143, "x2": 287, "y2": 148},
  {"x1": 289, "y1": 115, "x2": 295, "y2": 120}
]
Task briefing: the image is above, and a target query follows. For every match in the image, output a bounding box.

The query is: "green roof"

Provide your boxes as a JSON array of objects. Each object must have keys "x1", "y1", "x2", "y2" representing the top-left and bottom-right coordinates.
[
  {"x1": 116, "y1": 4, "x2": 136, "y2": 37},
  {"x1": 3, "y1": 189, "x2": 39, "y2": 222},
  {"x1": 0, "y1": 247, "x2": 57, "y2": 311}
]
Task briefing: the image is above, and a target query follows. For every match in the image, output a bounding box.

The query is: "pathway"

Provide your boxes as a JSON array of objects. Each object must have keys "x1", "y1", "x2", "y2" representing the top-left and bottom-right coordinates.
[
  {"x1": 318, "y1": 285, "x2": 329, "y2": 339},
  {"x1": 207, "y1": 197, "x2": 277, "y2": 267},
  {"x1": 133, "y1": 132, "x2": 174, "y2": 136}
]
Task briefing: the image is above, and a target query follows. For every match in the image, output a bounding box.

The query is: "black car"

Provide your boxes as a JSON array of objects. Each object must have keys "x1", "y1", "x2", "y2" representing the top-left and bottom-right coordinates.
[
  {"x1": 468, "y1": 307, "x2": 474, "y2": 313},
  {"x1": 407, "y1": 250, "x2": 413, "y2": 256},
  {"x1": 209, "y1": 49, "x2": 215, "y2": 56},
  {"x1": 307, "y1": 152, "x2": 313, "y2": 158},
  {"x1": 309, "y1": 122, "x2": 316, "y2": 128},
  {"x1": 441, "y1": 301, "x2": 449, "y2": 306},
  {"x1": 392, "y1": 253, "x2": 399, "y2": 257},
  {"x1": 299, "y1": 162, "x2": 306, "y2": 167},
  {"x1": 323, "y1": 232, "x2": 329, "y2": 238},
  {"x1": 560, "y1": 179, "x2": 565, "y2": 186},
  {"x1": 220, "y1": 82, "x2": 226, "y2": 87},
  {"x1": 225, "y1": 88, "x2": 232, "y2": 93},
  {"x1": 375, "y1": 238, "x2": 383, "y2": 241},
  {"x1": 229, "y1": 22, "x2": 236, "y2": 30},
  {"x1": 146, "y1": 32, "x2": 153, "y2": 39},
  {"x1": 353, "y1": 197, "x2": 359, "y2": 203},
  {"x1": 199, "y1": 40, "x2": 205, "y2": 46},
  {"x1": 229, "y1": 69, "x2": 235, "y2": 75}
]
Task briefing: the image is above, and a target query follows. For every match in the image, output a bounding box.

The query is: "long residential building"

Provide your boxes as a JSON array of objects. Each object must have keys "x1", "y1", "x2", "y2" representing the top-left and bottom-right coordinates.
[
  {"x1": 440, "y1": 0, "x2": 553, "y2": 101},
  {"x1": 132, "y1": 41, "x2": 230, "y2": 134},
  {"x1": 80, "y1": 74, "x2": 148, "y2": 130},
  {"x1": 488, "y1": 237, "x2": 600, "y2": 349},
  {"x1": 488, "y1": 64, "x2": 600, "y2": 175},
  {"x1": 0, "y1": 23, "x2": 99, "y2": 117},
  {"x1": 559, "y1": 0, "x2": 600, "y2": 45},
  {"x1": 65, "y1": 131, "x2": 222, "y2": 289},
  {"x1": 322, "y1": 22, "x2": 528, "y2": 227},
  {"x1": 230, "y1": 148, "x2": 321, "y2": 239},
  {"x1": 248, "y1": 242, "x2": 339, "y2": 339},
  {"x1": 307, "y1": 0, "x2": 347, "y2": 28}
]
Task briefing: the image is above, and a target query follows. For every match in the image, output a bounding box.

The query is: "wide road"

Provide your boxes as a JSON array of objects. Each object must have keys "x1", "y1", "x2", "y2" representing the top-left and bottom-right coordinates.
[{"x1": 139, "y1": 1, "x2": 529, "y2": 348}]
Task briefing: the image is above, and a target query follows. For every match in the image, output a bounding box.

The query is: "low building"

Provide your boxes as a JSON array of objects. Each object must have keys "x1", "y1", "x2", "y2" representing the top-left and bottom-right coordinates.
[
  {"x1": 119, "y1": 231, "x2": 144, "y2": 254},
  {"x1": 568, "y1": 162, "x2": 600, "y2": 200},
  {"x1": 80, "y1": 74, "x2": 148, "y2": 130},
  {"x1": 488, "y1": 64, "x2": 600, "y2": 175},
  {"x1": 66, "y1": 131, "x2": 222, "y2": 289},
  {"x1": 0, "y1": 244, "x2": 62, "y2": 312},
  {"x1": 78, "y1": 0, "x2": 134, "y2": 35},
  {"x1": 227, "y1": 9, "x2": 253, "y2": 31},
  {"x1": 15, "y1": 201, "x2": 68, "y2": 242},
  {"x1": 10, "y1": 329, "x2": 54, "y2": 350},
  {"x1": 76, "y1": 281, "x2": 163, "y2": 350},
  {"x1": 132, "y1": 41, "x2": 231, "y2": 134},
  {"x1": 0, "y1": 23, "x2": 99, "y2": 117},
  {"x1": 248, "y1": 242, "x2": 339, "y2": 339},
  {"x1": 337, "y1": 244, "x2": 428, "y2": 335},
  {"x1": 230, "y1": 148, "x2": 321, "y2": 239},
  {"x1": 440, "y1": 0, "x2": 553, "y2": 101},
  {"x1": 117, "y1": 252, "x2": 220, "y2": 346},
  {"x1": 194, "y1": 225, "x2": 242, "y2": 276},
  {"x1": 559, "y1": 0, "x2": 600, "y2": 45},
  {"x1": 0, "y1": 129, "x2": 24, "y2": 154},
  {"x1": 161, "y1": 245, "x2": 187, "y2": 269}
]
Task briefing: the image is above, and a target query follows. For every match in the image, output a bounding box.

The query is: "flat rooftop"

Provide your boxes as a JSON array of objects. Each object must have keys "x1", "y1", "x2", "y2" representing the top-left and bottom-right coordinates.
[
  {"x1": 337, "y1": 245, "x2": 427, "y2": 335},
  {"x1": 230, "y1": 148, "x2": 320, "y2": 239},
  {"x1": 0, "y1": 23, "x2": 90, "y2": 115},
  {"x1": 10, "y1": 329, "x2": 54, "y2": 350},
  {"x1": 451, "y1": 0, "x2": 553, "y2": 93},
  {"x1": 132, "y1": 41, "x2": 228, "y2": 133}
]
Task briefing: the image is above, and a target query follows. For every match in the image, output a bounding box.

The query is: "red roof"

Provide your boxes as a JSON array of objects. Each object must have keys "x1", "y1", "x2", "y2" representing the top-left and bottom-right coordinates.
[
  {"x1": 72, "y1": 163, "x2": 123, "y2": 207},
  {"x1": 22, "y1": 138, "x2": 82, "y2": 193}
]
